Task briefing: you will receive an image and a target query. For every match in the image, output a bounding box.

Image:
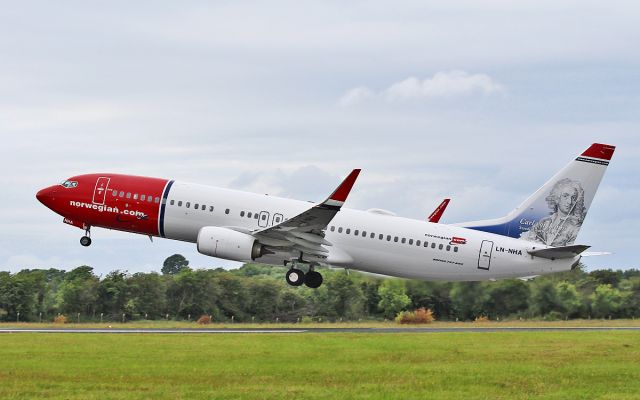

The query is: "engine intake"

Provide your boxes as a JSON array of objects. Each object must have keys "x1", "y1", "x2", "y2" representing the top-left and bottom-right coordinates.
[{"x1": 197, "y1": 226, "x2": 264, "y2": 261}]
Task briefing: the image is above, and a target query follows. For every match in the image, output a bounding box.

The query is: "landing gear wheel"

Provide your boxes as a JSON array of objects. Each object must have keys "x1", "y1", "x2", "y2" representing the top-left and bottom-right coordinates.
[
  {"x1": 304, "y1": 270, "x2": 323, "y2": 288},
  {"x1": 286, "y1": 268, "x2": 305, "y2": 286},
  {"x1": 80, "y1": 236, "x2": 92, "y2": 247}
]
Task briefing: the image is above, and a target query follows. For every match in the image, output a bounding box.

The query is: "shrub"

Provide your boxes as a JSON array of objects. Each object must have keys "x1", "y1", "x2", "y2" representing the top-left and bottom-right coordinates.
[
  {"x1": 395, "y1": 308, "x2": 435, "y2": 324},
  {"x1": 474, "y1": 315, "x2": 489, "y2": 323},
  {"x1": 196, "y1": 314, "x2": 212, "y2": 325},
  {"x1": 53, "y1": 315, "x2": 67, "y2": 324}
]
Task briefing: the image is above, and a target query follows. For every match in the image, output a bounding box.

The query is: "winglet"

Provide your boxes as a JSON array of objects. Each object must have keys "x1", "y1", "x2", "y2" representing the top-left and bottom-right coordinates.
[
  {"x1": 580, "y1": 143, "x2": 616, "y2": 161},
  {"x1": 323, "y1": 169, "x2": 361, "y2": 208},
  {"x1": 428, "y1": 198, "x2": 450, "y2": 223}
]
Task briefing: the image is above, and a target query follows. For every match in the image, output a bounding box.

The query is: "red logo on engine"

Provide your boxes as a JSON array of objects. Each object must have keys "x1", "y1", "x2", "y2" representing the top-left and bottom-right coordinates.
[{"x1": 450, "y1": 237, "x2": 467, "y2": 245}]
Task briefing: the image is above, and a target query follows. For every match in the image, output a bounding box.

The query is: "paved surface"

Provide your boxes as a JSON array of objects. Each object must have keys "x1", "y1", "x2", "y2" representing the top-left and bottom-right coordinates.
[{"x1": 1, "y1": 327, "x2": 639, "y2": 334}]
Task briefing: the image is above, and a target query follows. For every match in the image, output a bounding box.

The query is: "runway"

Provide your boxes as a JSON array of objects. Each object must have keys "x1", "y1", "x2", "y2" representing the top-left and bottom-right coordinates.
[{"x1": 1, "y1": 327, "x2": 639, "y2": 334}]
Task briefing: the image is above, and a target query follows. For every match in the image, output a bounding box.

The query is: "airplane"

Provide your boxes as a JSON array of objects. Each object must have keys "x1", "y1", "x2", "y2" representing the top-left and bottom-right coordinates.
[
  {"x1": 428, "y1": 199, "x2": 450, "y2": 223},
  {"x1": 36, "y1": 143, "x2": 615, "y2": 288}
]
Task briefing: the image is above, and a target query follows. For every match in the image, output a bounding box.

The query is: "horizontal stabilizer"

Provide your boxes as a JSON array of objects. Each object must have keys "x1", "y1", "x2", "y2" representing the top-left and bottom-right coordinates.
[
  {"x1": 582, "y1": 251, "x2": 612, "y2": 257},
  {"x1": 527, "y1": 244, "x2": 590, "y2": 260}
]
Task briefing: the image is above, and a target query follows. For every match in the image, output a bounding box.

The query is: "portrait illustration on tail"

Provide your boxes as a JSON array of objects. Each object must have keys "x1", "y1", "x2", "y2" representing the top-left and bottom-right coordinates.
[{"x1": 520, "y1": 178, "x2": 586, "y2": 247}]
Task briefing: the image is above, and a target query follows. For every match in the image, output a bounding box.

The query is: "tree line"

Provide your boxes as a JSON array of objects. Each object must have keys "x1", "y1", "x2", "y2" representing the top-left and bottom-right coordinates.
[{"x1": 1, "y1": 254, "x2": 638, "y2": 322}]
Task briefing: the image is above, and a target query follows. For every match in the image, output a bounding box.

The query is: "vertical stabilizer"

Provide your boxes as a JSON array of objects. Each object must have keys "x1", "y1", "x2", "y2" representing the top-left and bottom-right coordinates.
[{"x1": 457, "y1": 143, "x2": 615, "y2": 247}]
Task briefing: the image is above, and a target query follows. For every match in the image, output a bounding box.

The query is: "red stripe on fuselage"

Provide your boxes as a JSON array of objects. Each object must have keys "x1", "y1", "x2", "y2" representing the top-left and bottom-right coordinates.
[{"x1": 53, "y1": 173, "x2": 169, "y2": 236}]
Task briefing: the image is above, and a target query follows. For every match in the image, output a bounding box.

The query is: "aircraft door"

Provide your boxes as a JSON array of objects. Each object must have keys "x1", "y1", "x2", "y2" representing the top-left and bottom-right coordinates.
[
  {"x1": 478, "y1": 240, "x2": 493, "y2": 270},
  {"x1": 258, "y1": 211, "x2": 270, "y2": 228},
  {"x1": 92, "y1": 177, "x2": 110, "y2": 205},
  {"x1": 272, "y1": 213, "x2": 284, "y2": 225}
]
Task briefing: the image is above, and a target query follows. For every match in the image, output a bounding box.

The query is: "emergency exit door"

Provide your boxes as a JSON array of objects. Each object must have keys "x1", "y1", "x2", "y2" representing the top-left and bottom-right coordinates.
[
  {"x1": 92, "y1": 177, "x2": 110, "y2": 205},
  {"x1": 478, "y1": 240, "x2": 493, "y2": 270}
]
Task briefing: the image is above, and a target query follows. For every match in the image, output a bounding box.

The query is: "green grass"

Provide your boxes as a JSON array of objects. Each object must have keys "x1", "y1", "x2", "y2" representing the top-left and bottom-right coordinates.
[{"x1": 0, "y1": 332, "x2": 639, "y2": 399}]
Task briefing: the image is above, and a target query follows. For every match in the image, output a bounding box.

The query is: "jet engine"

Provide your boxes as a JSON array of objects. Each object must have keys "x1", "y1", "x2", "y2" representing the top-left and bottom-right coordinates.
[{"x1": 197, "y1": 226, "x2": 264, "y2": 261}]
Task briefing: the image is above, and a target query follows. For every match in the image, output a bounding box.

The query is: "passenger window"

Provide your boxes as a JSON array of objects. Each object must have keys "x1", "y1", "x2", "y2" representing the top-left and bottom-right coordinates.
[
  {"x1": 112, "y1": 190, "x2": 117, "y2": 196},
  {"x1": 141, "y1": 194, "x2": 146, "y2": 201},
  {"x1": 133, "y1": 193, "x2": 138, "y2": 200},
  {"x1": 409, "y1": 239, "x2": 413, "y2": 245},
  {"x1": 338, "y1": 227, "x2": 343, "y2": 233},
  {"x1": 248, "y1": 212, "x2": 252, "y2": 218},
  {"x1": 379, "y1": 234, "x2": 383, "y2": 240},
  {"x1": 346, "y1": 229, "x2": 351, "y2": 234},
  {"x1": 178, "y1": 201, "x2": 182, "y2": 207},
  {"x1": 195, "y1": 203, "x2": 199, "y2": 209},
  {"x1": 126, "y1": 192, "x2": 131, "y2": 199},
  {"x1": 119, "y1": 191, "x2": 124, "y2": 197},
  {"x1": 330, "y1": 226, "x2": 335, "y2": 232},
  {"x1": 354, "y1": 230, "x2": 359, "y2": 236},
  {"x1": 186, "y1": 202, "x2": 190, "y2": 208},
  {"x1": 154, "y1": 197, "x2": 160, "y2": 204},
  {"x1": 254, "y1": 214, "x2": 258, "y2": 219},
  {"x1": 394, "y1": 236, "x2": 398, "y2": 242},
  {"x1": 431, "y1": 243, "x2": 436, "y2": 248},
  {"x1": 201, "y1": 204, "x2": 206, "y2": 210},
  {"x1": 401, "y1": 238, "x2": 406, "y2": 244},
  {"x1": 209, "y1": 206, "x2": 214, "y2": 212},
  {"x1": 170, "y1": 200, "x2": 175, "y2": 205},
  {"x1": 225, "y1": 209, "x2": 230, "y2": 214},
  {"x1": 362, "y1": 231, "x2": 367, "y2": 237},
  {"x1": 446, "y1": 245, "x2": 451, "y2": 251},
  {"x1": 240, "y1": 211, "x2": 245, "y2": 217},
  {"x1": 424, "y1": 242, "x2": 428, "y2": 247},
  {"x1": 416, "y1": 240, "x2": 421, "y2": 246},
  {"x1": 387, "y1": 235, "x2": 391, "y2": 241},
  {"x1": 275, "y1": 216, "x2": 281, "y2": 223},
  {"x1": 262, "y1": 214, "x2": 267, "y2": 220},
  {"x1": 370, "y1": 233, "x2": 375, "y2": 239},
  {"x1": 147, "y1": 196, "x2": 152, "y2": 202},
  {"x1": 454, "y1": 247, "x2": 458, "y2": 252},
  {"x1": 439, "y1": 244, "x2": 443, "y2": 250}
]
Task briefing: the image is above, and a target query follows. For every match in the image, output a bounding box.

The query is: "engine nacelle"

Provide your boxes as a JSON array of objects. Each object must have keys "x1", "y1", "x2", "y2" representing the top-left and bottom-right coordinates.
[{"x1": 197, "y1": 226, "x2": 263, "y2": 261}]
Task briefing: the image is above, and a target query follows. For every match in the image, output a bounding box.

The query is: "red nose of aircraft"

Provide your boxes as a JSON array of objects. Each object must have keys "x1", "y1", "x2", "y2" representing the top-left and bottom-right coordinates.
[{"x1": 36, "y1": 185, "x2": 59, "y2": 208}]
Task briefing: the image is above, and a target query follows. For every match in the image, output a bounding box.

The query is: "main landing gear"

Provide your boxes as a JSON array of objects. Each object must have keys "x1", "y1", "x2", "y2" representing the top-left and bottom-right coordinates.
[
  {"x1": 80, "y1": 226, "x2": 92, "y2": 247},
  {"x1": 285, "y1": 264, "x2": 323, "y2": 289}
]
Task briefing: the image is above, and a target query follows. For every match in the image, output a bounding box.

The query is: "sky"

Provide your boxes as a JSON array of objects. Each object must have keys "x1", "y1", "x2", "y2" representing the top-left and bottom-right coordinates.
[{"x1": 0, "y1": 1, "x2": 638, "y2": 275}]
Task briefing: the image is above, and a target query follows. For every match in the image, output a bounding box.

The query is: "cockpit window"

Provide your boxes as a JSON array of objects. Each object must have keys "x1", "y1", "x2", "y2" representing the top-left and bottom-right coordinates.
[{"x1": 60, "y1": 180, "x2": 78, "y2": 188}]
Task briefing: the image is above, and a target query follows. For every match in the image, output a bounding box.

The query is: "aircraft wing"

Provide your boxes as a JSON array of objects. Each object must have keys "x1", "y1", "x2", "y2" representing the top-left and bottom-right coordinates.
[
  {"x1": 252, "y1": 169, "x2": 360, "y2": 259},
  {"x1": 428, "y1": 198, "x2": 450, "y2": 223}
]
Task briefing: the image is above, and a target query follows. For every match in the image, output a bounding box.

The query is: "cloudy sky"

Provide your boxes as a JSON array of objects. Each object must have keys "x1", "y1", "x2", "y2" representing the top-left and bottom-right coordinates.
[{"x1": 1, "y1": 1, "x2": 638, "y2": 275}]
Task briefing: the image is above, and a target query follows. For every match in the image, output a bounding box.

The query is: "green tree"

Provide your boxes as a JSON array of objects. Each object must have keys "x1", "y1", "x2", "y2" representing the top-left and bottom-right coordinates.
[
  {"x1": 127, "y1": 272, "x2": 167, "y2": 318},
  {"x1": 590, "y1": 284, "x2": 624, "y2": 318},
  {"x1": 406, "y1": 281, "x2": 454, "y2": 320},
  {"x1": 377, "y1": 279, "x2": 411, "y2": 319},
  {"x1": 555, "y1": 281, "x2": 582, "y2": 318},
  {"x1": 56, "y1": 266, "x2": 99, "y2": 317},
  {"x1": 450, "y1": 282, "x2": 488, "y2": 320},
  {"x1": 530, "y1": 280, "x2": 560, "y2": 317},
  {"x1": 97, "y1": 270, "x2": 129, "y2": 316},
  {"x1": 161, "y1": 254, "x2": 190, "y2": 275},
  {"x1": 483, "y1": 280, "x2": 530, "y2": 318},
  {"x1": 326, "y1": 272, "x2": 366, "y2": 319}
]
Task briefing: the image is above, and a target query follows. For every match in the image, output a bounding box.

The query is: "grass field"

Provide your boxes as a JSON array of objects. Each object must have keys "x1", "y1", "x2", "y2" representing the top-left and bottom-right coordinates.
[{"x1": 0, "y1": 331, "x2": 639, "y2": 399}]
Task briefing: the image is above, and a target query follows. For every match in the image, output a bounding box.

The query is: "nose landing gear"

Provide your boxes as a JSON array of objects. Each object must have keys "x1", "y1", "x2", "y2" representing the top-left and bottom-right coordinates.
[{"x1": 80, "y1": 226, "x2": 92, "y2": 247}]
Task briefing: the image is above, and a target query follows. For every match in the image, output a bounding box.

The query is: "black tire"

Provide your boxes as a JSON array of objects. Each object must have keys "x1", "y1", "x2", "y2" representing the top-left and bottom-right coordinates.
[
  {"x1": 285, "y1": 268, "x2": 305, "y2": 286},
  {"x1": 80, "y1": 236, "x2": 92, "y2": 247},
  {"x1": 304, "y1": 270, "x2": 323, "y2": 288}
]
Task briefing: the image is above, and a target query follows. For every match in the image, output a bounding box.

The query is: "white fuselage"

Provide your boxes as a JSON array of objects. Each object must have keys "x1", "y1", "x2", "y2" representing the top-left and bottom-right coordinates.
[{"x1": 162, "y1": 181, "x2": 576, "y2": 281}]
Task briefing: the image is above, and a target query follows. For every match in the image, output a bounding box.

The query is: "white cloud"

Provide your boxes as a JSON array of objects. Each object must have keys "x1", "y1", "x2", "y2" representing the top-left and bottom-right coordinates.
[
  {"x1": 338, "y1": 87, "x2": 376, "y2": 107},
  {"x1": 339, "y1": 70, "x2": 505, "y2": 106}
]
